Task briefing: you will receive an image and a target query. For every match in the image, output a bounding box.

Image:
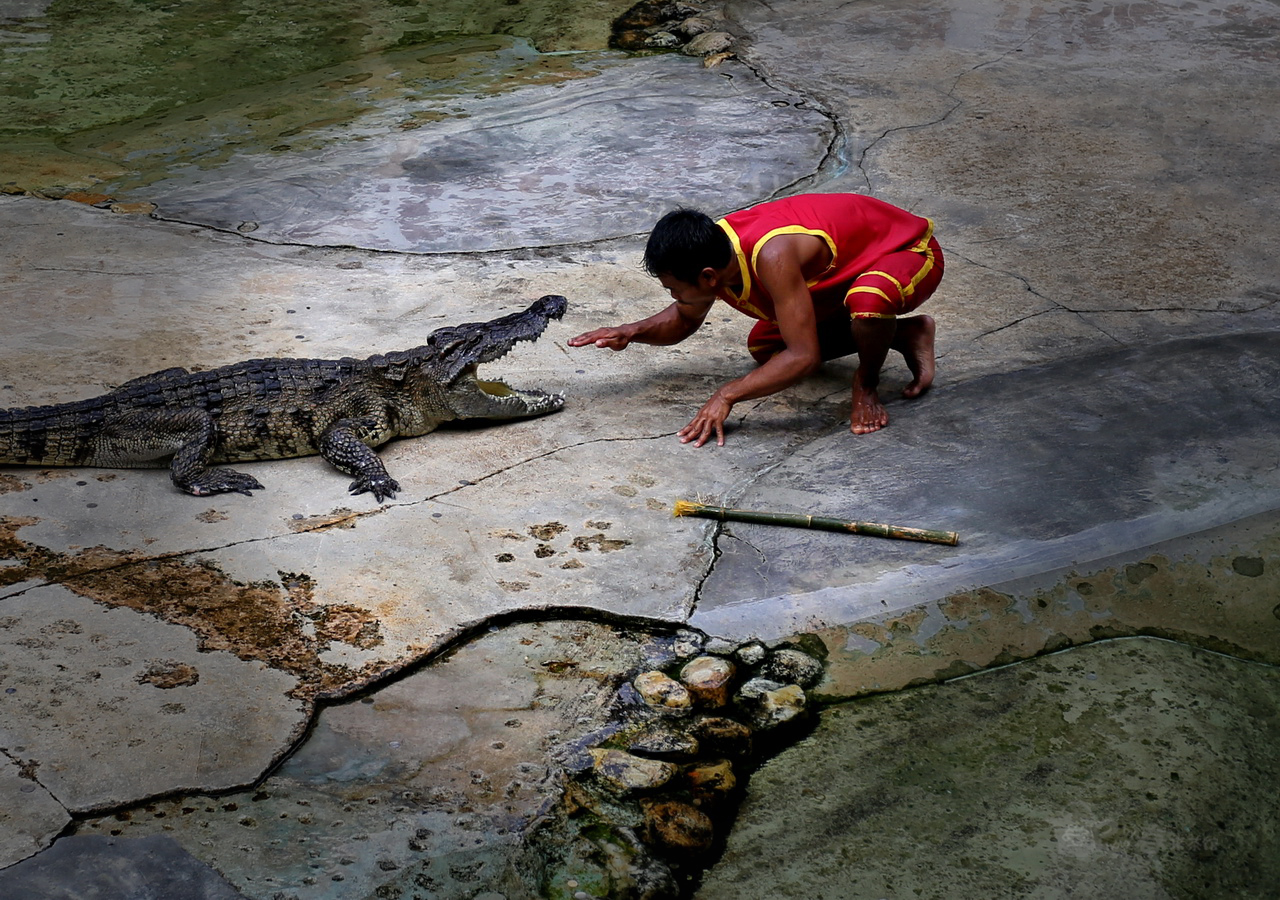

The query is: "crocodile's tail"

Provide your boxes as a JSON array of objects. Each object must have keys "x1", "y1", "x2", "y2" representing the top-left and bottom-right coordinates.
[{"x1": 0, "y1": 399, "x2": 102, "y2": 466}]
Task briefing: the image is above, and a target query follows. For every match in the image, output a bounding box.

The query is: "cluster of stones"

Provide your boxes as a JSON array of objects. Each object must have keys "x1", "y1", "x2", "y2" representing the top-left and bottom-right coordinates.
[
  {"x1": 609, "y1": 1, "x2": 740, "y2": 63},
  {"x1": 539, "y1": 630, "x2": 825, "y2": 899}
]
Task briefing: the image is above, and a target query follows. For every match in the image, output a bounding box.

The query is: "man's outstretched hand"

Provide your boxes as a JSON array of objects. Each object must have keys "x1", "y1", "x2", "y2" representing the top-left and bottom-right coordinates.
[{"x1": 568, "y1": 327, "x2": 633, "y2": 351}]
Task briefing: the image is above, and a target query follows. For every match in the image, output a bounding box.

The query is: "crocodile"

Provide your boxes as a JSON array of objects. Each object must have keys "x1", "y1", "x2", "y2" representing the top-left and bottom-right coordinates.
[{"x1": 0, "y1": 295, "x2": 567, "y2": 502}]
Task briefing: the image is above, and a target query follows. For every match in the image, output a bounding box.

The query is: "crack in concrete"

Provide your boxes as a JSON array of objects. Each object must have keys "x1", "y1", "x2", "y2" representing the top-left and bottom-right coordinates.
[
  {"x1": 947, "y1": 17, "x2": 1064, "y2": 94},
  {"x1": 726, "y1": 53, "x2": 847, "y2": 198},
  {"x1": 0, "y1": 430, "x2": 685, "y2": 606},
  {"x1": 25, "y1": 266, "x2": 163, "y2": 277},
  {"x1": 948, "y1": 249, "x2": 1125, "y2": 345},
  {"x1": 854, "y1": 97, "x2": 965, "y2": 190},
  {"x1": 848, "y1": 18, "x2": 1063, "y2": 191}
]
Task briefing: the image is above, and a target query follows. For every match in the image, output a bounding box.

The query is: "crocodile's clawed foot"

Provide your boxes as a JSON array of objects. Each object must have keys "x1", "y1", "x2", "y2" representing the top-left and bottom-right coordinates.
[
  {"x1": 349, "y1": 475, "x2": 401, "y2": 503},
  {"x1": 185, "y1": 468, "x2": 264, "y2": 497}
]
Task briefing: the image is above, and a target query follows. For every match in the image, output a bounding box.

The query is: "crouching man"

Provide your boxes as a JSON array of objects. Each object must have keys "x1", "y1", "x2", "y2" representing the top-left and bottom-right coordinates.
[{"x1": 569, "y1": 193, "x2": 943, "y2": 446}]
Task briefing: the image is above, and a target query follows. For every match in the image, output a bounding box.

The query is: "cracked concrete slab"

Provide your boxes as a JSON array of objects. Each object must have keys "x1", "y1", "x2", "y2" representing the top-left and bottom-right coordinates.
[
  {"x1": 696, "y1": 637, "x2": 1280, "y2": 899},
  {"x1": 689, "y1": 331, "x2": 1280, "y2": 638},
  {"x1": 66, "y1": 619, "x2": 681, "y2": 900},
  {"x1": 0, "y1": 754, "x2": 68, "y2": 869},
  {"x1": 0, "y1": 584, "x2": 306, "y2": 817}
]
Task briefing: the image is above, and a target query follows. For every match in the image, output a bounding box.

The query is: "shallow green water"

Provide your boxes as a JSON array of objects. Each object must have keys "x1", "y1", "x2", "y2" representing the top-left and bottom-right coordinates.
[{"x1": 0, "y1": 0, "x2": 634, "y2": 191}]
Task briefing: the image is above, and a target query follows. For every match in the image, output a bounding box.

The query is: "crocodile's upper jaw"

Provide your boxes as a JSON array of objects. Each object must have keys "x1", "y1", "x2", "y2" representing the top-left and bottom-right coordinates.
[
  {"x1": 430, "y1": 294, "x2": 568, "y2": 385},
  {"x1": 424, "y1": 295, "x2": 567, "y2": 421}
]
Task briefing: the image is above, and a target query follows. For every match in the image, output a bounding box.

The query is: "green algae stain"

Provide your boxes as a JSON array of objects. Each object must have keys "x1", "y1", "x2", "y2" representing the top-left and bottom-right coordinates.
[{"x1": 0, "y1": 0, "x2": 637, "y2": 192}]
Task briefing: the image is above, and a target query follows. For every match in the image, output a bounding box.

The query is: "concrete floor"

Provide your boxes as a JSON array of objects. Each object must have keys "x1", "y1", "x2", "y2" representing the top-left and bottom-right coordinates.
[{"x1": 0, "y1": 0, "x2": 1277, "y2": 896}]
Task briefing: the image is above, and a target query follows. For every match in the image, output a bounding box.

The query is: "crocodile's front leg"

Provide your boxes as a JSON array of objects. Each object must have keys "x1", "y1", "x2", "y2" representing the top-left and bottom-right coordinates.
[
  {"x1": 95, "y1": 408, "x2": 264, "y2": 496},
  {"x1": 318, "y1": 417, "x2": 400, "y2": 502}
]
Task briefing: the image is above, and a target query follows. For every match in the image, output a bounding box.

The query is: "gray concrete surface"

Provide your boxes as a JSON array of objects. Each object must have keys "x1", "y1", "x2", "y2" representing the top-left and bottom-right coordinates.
[
  {"x1": 696, "y1": 637, "x2": 1280, "y2": 900},
  {"x1": 127, "y1": 51, "x2": 832, "y2": 252},
  {"x1": 0, "y1": 833, "x2": 248, "y2": 899},
  {"x1": 1, "y1": 0, "x2": 1278, "y2": 894}
]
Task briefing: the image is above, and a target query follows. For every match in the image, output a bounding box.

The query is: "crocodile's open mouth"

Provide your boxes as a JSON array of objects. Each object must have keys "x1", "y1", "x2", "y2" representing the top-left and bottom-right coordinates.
[
  {"x1": 425, "y1": 295, "x2": 567, "y2": 420},
  {"x1": 445, "y1": 361, "x2": 564, "y2": 420},
  {"x1": 476, "y1": 378, "x2": 516, "y2": 398}
]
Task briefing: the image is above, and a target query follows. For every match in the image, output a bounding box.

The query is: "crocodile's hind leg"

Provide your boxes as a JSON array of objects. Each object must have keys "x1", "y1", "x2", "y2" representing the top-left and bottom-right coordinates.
[
  {"x1": 318, "y1": 416, "x2": 400, "y2": 502},
  {"x1": 95, "y1": 408, "x2": 264, "y2": 496}
]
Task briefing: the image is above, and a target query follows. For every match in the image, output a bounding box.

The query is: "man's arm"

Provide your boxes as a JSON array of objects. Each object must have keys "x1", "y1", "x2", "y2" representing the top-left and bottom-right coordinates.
[
  {"x1": 568, "y1": 298, "x2": 713, "y2": 350},
  {"x1": 678, "y1": 235, "x2": 825, "y2": 447}
]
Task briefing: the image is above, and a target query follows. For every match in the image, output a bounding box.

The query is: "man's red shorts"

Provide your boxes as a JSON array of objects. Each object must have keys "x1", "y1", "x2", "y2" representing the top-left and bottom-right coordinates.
[{"x1": 747, "y1": 235, "x2": 943, "y2": 364}]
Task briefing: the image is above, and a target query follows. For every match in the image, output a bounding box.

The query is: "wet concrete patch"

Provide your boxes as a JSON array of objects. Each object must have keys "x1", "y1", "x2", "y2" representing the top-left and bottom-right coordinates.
[
  {"x1": 0, "y1": 833, "x2": 247, "y2": 899},
  {"x1": 696, "y1": 637, "x2": 1280, "y2": 899},
  {"x1": 127, "y1": 53, "x2": 830, "y2": 252}
]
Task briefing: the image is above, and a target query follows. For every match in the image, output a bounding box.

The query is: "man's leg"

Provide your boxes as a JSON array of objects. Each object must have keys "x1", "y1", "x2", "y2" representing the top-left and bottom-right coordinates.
[
  {"x1": 750, "y1": 317, "x2": 864, "y2": 363},
  {"x1": 841, "y1": 236, "x2": 944, "y2": 432}
]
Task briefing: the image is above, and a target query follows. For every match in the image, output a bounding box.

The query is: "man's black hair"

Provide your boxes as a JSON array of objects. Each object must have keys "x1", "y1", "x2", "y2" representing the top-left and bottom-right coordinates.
[{"x1": 643, "y1": 208, "x2": 732, "y2": 284}]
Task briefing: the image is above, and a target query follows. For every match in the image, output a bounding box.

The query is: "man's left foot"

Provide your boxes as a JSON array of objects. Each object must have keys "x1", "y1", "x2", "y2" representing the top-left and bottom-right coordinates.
[
  {"x1": 898, "y1": 315, "x2": 936, "y2": 398},
  {"x1": 850, "y1": 383, "x2": 889, "y2": 434}
]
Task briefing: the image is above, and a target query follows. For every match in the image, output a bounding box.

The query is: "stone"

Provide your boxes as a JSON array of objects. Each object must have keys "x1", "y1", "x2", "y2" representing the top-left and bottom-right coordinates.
[
  {"x1": 761, "y1": 648, "x2": 824, "y2": 688},
  {"x1": 590, "y1": 748, "x2": 679, "y2": 794},
  {"x1": 671, "y1": 16, "x2": 717, "y2": 39},
  {"x1": 690, "y1": 716, "x2": 754, "y2": 757},
  {"x1": 628, "y1": 727, "x2": 700, "y2": 760},
  {"x1": 735, "y1": 642, "x2": 767, "y2": 667},
  {"x1": 642, "y1": 800, "x2": 715, "y2": 855},
  {"x1": 736, "y1": 680, "x2": 806, "y2": 730},
  {"x1": 686, "y1": 759, "x2": 736, "y2": 798},
  {"x1": 645, "y1": 31, "x2": 682, "y2": 48},
  {"x1": 673, "y1": 629, "x2": 705, "y2": 658},
  {"x1": 634, "y1": 671, "x2": 694, "y2": 709},
  {"x1": 704, "y1": 637, "x2": 738, "y2": 656},
  {"x1": 734, "y1": 677, "x2": 786, "y2": 701},
  {"x1": 679, "y1": 655, "x2": 736, "y2": 707},
  {"x1": 682, "y1": 31, "x2": 734, "y2": 56}
]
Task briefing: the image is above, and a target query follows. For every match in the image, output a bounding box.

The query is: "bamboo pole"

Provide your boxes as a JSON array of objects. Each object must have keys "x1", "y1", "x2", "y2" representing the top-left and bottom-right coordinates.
[{"x1": 672, "y1": 499, "x2": 959, "y2": 546}]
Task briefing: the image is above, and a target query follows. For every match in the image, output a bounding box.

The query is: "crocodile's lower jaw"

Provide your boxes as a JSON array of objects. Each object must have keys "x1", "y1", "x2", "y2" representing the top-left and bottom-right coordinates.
[{"x1": 476, "y1": 378, "x2": 516, "y2": 397}]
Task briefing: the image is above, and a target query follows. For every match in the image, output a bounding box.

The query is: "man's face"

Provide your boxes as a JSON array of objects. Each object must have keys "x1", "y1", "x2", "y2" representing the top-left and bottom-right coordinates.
[{"x1": 658, "y1": 270, "x2": 719, "y2": 305}]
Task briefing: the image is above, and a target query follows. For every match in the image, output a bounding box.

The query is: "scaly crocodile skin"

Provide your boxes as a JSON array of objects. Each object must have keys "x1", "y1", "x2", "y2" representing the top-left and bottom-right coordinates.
[{"x1": 0, "y1": 295, "x2": 567, "y2": 501}]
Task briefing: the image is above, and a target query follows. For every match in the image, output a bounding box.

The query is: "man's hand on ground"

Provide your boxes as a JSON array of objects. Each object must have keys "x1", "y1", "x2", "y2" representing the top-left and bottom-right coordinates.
[{"x1": 679, "y1": 393, "x2": 733, "y2": 447}]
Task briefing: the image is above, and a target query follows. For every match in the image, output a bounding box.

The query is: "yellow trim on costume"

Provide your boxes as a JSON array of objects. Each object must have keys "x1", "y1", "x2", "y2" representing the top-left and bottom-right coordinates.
[
  {"x1": 909, "y1": 218, "x2": 935, "y2": 251},
  {"x1": 851, "y1": 311, "x2": 897, "y2": 319},
  {"x1": 864, "y1": 270, "x2": 906, "y2": 298},
  {"x1": 901, "y1": 219, "x2": 938, "y2": 297},
  {"x1": 751, "y1": 226, "x2": 838, "y2": 287},
  {"x1": 847, "y1": 285, "x2": 894, "y2": 304},
  {"x1": 715, "y1": 218, "x2": 769, "y2": 321}
]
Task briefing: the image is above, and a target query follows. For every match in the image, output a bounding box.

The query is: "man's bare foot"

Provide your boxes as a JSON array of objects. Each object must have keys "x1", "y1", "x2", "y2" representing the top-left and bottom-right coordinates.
[
  {"x1": 897, "y1": 314, "x2": 936, "y2": 399},
  {"x1": 851, "y1": 382, "x2": 889, "y2": 434}
]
